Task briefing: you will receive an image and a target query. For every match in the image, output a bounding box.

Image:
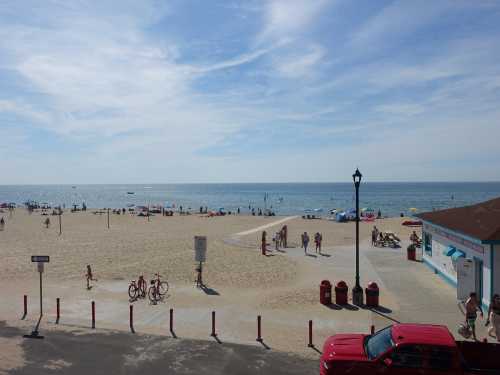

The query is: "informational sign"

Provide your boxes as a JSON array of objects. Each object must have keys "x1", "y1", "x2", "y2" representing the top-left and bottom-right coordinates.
[
  {"x1": 194, "y1": 236, "x2": 207, "y2": 262},
  {"x1": 31, "y1": 256, "x2": 50, "y2": 263}
]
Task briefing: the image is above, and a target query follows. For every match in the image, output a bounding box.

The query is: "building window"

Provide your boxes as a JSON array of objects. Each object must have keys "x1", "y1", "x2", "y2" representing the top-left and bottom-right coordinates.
[{"x1": 424, "y1": 233, "x2": 432, "y2": 255}]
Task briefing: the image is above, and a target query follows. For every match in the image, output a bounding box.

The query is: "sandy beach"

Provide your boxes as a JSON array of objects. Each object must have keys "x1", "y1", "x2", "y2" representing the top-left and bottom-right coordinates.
[{"x1": 0, "y1": 208, "x2": 418, "y2": 357}]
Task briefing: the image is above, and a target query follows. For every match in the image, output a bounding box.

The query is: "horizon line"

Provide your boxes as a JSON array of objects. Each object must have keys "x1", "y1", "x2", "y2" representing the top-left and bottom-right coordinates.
[{"x1": 1, "y1": 180, "x2": 500, "y2": 186}]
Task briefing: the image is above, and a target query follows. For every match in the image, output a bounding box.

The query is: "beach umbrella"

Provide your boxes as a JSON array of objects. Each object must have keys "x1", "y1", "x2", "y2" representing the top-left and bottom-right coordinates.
[{"x1": 409, "y1": 207, "x2": 418, "y2": 212}]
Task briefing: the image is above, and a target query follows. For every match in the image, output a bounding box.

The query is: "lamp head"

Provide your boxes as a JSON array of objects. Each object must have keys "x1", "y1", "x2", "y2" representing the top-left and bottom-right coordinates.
[{"x1": 352, "y1": 168, "x2": 362, "y2": 184}]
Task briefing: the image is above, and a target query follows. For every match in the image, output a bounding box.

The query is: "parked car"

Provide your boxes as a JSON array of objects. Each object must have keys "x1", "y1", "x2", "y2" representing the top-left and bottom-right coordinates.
[{"x1": 320, "y1": 323, "x2": 500, "y2": 374}]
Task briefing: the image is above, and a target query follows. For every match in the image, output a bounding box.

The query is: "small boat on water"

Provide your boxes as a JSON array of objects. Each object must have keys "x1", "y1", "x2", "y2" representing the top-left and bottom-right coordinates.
[{"x1": 127, "y1": 192, "x2": 135, "y2": 194}]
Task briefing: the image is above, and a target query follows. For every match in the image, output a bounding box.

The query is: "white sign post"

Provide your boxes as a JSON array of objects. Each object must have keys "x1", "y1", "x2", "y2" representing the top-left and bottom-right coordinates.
[
  {"x1": 24, "y1": 255, "x2": 50, "y2": 339},
  {"x1": 194, "y1": 236, "x2": 207, "y2": 287}
]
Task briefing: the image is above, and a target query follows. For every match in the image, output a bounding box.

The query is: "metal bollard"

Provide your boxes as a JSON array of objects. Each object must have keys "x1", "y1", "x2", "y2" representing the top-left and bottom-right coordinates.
[
  {"x1": 56, "y1": 298, "x2": 60, "y2": 324},
  {"x1": 308, "y1": 320, "x2": 313, "y2": 347},
  {"x1": 210, "y1": 311, "x2": 216, "y2": 337},
  {"x1": 91, "y1": 301, "x2": 95, "y2": 329},
  {"x1": 256, "y1": 315, "x2": 262, "y2": 342}
]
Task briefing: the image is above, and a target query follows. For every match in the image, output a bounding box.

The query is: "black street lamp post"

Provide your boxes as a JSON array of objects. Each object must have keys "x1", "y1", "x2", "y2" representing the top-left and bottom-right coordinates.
[{"x1": 352, "y1": 168, "x2": 363, "y2": 306}]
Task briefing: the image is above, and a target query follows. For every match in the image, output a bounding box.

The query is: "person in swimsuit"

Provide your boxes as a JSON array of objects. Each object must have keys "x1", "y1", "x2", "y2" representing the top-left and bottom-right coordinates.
[
  {"x1": 486, "y1": 294, "x2": 500, "y2": 342},
  {"x1": 460, "y1": 292, "x2": 483, "y2": 341},
  {"x1": 303, "y1": 232, "x2": 310, "y2": 254}
]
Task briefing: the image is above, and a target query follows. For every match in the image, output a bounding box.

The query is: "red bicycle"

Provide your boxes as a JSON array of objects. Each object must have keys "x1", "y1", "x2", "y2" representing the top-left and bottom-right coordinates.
[
  {"x1": 128, "y1": 275, "x2": 147, "y2": 300},
  {"x1": 148, "y1": 273, "x2": 169, "y2": 303}
]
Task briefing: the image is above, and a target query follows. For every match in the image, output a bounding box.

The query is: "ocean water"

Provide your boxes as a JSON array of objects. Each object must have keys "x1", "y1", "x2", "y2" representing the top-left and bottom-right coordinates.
[{"x1": 1, "y1": 182, "x2": 500, "y2": 217}]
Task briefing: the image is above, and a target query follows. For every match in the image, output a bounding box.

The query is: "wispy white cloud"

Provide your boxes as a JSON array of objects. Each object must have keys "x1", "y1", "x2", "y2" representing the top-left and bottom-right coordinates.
[
  {"x1": 273, "y1": 44, "x2": 326, "y2": 78},
  {"x1": 257, "y1": 0, "x2": 330, "y2": 43}
]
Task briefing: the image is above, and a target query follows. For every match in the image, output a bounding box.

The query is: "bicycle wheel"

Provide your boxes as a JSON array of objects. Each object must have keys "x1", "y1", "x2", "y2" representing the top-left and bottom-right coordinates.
[
  {"x1": 128, "y1": 284, "x2": 137, "y2": 300},
  {"x1": 158, "y1": 281, "x2": 169, "y2": 296},
  {"x1": 148, "y1": 286, "x2": 158, "y2": 303}
]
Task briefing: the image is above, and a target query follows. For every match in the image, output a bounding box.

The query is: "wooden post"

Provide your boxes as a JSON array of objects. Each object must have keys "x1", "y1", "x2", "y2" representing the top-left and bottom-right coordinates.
[
  {"x1": 107, "y1": 208, "x2": 110, "y2": 229},
  {"x1": 58, "y1": 213, "x2": 62, "y2": 235},
  {"x1": 91, "y1": 301, "x2": 95, "y2": 329},
  {"x1": 256, "y1": 315, "x2": 262, "y2": 342},
  {"x1": 169, "y1": 308, "x2": 174, "y2": 333},
  {"x1": 210, "y1": 311, "x2": 216, "y2": 337},
  {"x1": 22, "y1": 295, "x2": 27, "y2": 319},
  {"x1": 56, "y1": 298, "x2": 60, "y2": 324},
  {"x1": 129, "y1": 305, "x2": 134, "y2": 333},
  {"x1": 308, "y1": 320, "x2": 313, "y2": 347}
]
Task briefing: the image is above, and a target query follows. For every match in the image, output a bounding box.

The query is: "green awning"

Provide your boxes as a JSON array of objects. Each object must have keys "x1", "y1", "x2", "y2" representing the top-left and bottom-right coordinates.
[
  {"x1": 451, "y1": 250, "x2": 465, "y2": 261},
  {"x1": 443, "y1": 246, "x2": 456, "y2": 256}
]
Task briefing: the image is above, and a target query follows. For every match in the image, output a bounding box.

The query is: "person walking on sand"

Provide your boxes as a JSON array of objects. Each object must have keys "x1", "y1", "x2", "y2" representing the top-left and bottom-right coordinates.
[
  {"x1": 459, "y1": 292, "x2": 483, "y2": 341},
  {"x1": 486, "y1": 294, "x2": 500, "y2": 342},
  {"x1": 303, "y1": 232, "x2": 310, "y2": 254},
  {"x1": 282, "y1": 225, "x2": 288, "y2": 248},
  {"x1": 275, "y1": 231, "x2": 280, "y2": 250},
  {"x1": 0, "y1": 217, "x2": 4, "y2": 231},
  {"x1": 371, "y1": 226, "x2": 379, "y2": 246},
  {"x1": 314, "y1": 232, "x2": 322, "y2": 253},
  {"x1": 44, "y1": 217, "x2": 50, "y2": 228},
  {"x1": 261, "y1": 231, "x2": 267, "y2": 255},
  {"x1": 86, "y1": 264, "x2": 97, "y2": 290}
]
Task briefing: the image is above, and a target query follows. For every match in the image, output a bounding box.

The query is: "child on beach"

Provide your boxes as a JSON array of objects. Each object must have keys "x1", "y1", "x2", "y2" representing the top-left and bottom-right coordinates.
[
  {"x1": 86, "y1": 265, "x2": 97, "y2": 290},
  {"x1": 275, "y1": 231, "x2": 280, "y2": 250}
]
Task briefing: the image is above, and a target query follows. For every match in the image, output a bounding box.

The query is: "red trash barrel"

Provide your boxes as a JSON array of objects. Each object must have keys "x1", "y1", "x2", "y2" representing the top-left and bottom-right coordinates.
[
  {"x1": 335, "y1": 281, "x2": 348, "y2": 305},
  {"x1": 320, "y1": 280, "x2": 332, "y2": 305},
  {"x1": 407, "y1": 245, "x2": 416, "y2": 261},
  {"x1": 365, "y1": 282, "x2": 379, "y2": 307}
]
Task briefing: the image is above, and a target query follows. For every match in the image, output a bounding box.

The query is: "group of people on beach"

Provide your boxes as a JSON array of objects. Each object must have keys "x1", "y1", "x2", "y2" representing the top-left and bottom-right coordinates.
[
  {"x1": 272, "y1": 225, "x2": 288, "y2": 250},
  {"x1": 301, "y1": 231, "x2": 323, "y2": 254},
  {"x1": 460, "y1": 292, "x2": 500, "y2": 342}
]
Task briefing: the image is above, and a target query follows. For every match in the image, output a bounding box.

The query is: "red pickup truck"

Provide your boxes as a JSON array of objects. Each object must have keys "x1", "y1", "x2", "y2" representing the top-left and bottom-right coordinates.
[{"x1": 320, "y1": 323, "x2": 500, "y2": 374}]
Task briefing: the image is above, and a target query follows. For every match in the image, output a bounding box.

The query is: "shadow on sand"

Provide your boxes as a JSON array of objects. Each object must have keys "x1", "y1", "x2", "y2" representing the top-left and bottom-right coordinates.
[
  {"x1": 325, "y1": 303, "x2": 359, "y2": 311},
  {"x1": 200, "y1": 285, "x2": 220, "y2": 296}
]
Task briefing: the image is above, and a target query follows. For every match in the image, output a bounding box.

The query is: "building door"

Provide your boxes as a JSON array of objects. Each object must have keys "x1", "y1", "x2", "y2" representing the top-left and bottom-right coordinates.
[
  {"x1": 457, "y1": 258, "x2": 475, "y2": 301},
  {"x1": 474, "y1": 258, "x2": 483, "y2": 303}
]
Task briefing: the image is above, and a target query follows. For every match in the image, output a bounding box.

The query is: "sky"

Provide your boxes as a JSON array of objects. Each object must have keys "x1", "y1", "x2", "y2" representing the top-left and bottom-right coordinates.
[{"x1": 1, "y1": 0, "x2": 500, "y2": 184}]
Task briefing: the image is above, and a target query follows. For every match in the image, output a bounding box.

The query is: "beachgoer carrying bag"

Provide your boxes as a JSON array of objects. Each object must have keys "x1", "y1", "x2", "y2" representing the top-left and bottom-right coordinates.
[{"x1": 486, "y1": 294, "x2": 500, "y2": 342}]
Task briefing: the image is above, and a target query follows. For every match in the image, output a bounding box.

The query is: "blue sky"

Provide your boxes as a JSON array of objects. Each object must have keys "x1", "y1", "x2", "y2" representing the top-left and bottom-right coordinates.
[{"x1": 1, "y1": 0, "x2": 500, "y2": 183}]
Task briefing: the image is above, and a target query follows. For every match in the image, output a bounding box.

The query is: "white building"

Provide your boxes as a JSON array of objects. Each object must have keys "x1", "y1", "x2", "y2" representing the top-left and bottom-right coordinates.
[{"x1": 417, "y1": 197, "x2": 500, "y2": 309}]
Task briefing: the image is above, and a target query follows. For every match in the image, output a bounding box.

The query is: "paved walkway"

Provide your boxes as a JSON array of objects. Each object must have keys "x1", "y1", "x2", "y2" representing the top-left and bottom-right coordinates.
[
  {"x1": 0, "y1": 321, "x2": 317, "y2": 375},
  {"x1": 233, "y1": 216, "x2": 298, "y2": 236}
]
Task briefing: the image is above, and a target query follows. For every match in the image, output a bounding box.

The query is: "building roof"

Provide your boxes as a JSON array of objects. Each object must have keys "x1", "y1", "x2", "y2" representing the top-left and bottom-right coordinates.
[
  {"x1": 392, "y1": 324, "x2": 455, "y2": 347},
  {"x1": 417, "y1": 197, "x2": 500, "y2": 242}
]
